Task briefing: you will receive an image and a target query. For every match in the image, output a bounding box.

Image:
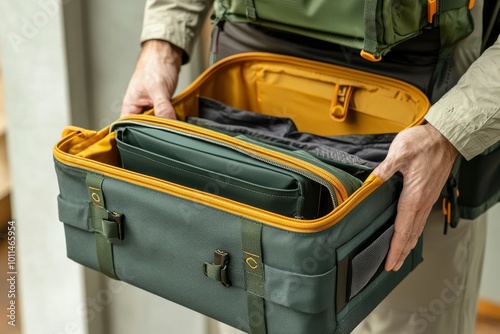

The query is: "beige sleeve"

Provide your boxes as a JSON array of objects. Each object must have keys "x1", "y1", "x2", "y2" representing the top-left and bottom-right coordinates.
[
  {"x1": 425, "y1": 36, "x2": 500, "y2": 160},
  {"x1": 141, "y1": 0, "x2": 213, "y2": 63}
]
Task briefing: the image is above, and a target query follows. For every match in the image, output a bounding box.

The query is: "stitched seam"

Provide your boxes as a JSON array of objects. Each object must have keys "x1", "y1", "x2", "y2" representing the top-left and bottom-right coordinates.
[{"x1": 119, "y1": 146, "x2": 300, "y2": 199}]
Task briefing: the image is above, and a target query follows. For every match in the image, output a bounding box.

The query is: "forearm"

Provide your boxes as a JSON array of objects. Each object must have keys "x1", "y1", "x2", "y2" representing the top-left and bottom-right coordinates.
[
  {"x1": 425, "y1": 36, "x2": 500, "y2": 160},
  {"x1": 141, "y1": 0, "x2": 213, "y2": 64}
]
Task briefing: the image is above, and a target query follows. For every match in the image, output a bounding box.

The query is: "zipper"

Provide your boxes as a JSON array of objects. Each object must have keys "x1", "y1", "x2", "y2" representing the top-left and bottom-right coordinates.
[
  {"x1": 435, "y1": 0, "x2": 441, "y2": 27},
  {"x1": 54, "y1": 126, "x2": 383, "y2": 233},
  {"x1": 209, "y1": 7, "x2": 227, "y2": 65},
  {"x1": 111, "y1": 119, "x2": 339, "y2": 208},
  {"x1": 109, "y1": 116, "x2": 348, "y2": 206}
]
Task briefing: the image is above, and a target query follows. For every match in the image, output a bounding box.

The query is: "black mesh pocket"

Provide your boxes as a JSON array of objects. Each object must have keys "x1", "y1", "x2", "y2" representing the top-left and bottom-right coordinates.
[
  {"x1": 336, "y1": 220, "x2": 394, "y2": 311},
  {"x1": 349, "y1": 224, "x2": 394, "y2": 299}
]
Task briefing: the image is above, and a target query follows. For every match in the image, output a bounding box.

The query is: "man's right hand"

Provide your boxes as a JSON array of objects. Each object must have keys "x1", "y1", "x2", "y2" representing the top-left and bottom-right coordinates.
[{"x1": 121, "y1": 40, "x2": 183, "y2": 119}]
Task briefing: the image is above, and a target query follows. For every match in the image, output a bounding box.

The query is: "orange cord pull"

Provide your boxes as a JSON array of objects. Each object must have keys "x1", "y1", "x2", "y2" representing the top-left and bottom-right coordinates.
[
  {"x1": 427, "y1": 0, "x2": 437, "y2": 24},
  {"x1": 360, "y1": 50, "x2": 382, "y2": 62}
]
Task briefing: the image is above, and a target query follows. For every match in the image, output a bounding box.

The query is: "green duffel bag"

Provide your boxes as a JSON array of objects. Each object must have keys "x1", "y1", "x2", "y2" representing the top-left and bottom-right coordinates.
[{"x1": 54, "y1": 53, "x2": 430, "y2": 334}]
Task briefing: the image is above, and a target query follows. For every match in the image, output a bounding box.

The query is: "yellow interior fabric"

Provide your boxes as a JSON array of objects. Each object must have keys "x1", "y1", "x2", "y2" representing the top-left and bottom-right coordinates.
[
  {"x1": 58, "y1": 127, "x2": 121, "y2": 167},
  {"x1": 172, "y1": 53, "x2": 430, "y2": 136}
]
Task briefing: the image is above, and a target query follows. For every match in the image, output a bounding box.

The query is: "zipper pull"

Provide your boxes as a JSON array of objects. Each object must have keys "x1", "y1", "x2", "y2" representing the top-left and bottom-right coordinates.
[
  {"x1": 209, "y1": 12, "x2": 226, "y2": 66},
  {"x1": 442, "y1": 175, "x2": 460, "y2": 234}
]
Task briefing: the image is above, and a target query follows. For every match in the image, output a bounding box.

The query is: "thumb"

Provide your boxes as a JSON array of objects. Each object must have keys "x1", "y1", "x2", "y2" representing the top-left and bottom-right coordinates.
[{"x1": 372, "y1": 154, "x2": 399, "y2": 182}]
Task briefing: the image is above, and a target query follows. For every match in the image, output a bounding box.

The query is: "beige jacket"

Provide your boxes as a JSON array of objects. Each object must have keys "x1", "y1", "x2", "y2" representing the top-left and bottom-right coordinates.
[{"x1": 141, "y1": 0, "x2": 499, "y2": 160}]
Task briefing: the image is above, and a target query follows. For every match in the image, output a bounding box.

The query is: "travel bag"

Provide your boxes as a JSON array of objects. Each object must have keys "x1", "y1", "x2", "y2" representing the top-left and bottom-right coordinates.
[{"x1": 54, "y1": 53, "x2": 430, "y2": 334}]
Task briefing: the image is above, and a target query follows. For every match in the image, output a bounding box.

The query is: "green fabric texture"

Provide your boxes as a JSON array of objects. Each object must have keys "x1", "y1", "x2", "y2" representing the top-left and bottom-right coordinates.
[
  {"x1": 213, "y1": 0, "x2": 473, "y2": 58},
  {"x1": 363, "y1": 0, "x2": 379, "y2": 56},
  {"x1": 115, "y1": 125, "x2": 359, "y2": 219},
  {"x1": 85, "y1": 173, "x2": 119, "y2": 280},
  {"x1": 54, "y1": 153, "x2": 420, "y2": 333},
  {"x1": 458, "y1": 141, "x2": 500, "y2": 219},
  {"x1": 242, "y1": 219, "x2": 267, "y2": 334}
]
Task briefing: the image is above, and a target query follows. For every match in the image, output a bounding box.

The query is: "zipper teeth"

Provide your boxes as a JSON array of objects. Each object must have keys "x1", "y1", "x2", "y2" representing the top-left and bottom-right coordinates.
[
  {"x1": 112, "y1": 120, "x2": 339, "y2": 207},
  {"x1": 54, "y1": 130, "x2": 384, "y2": 232},
  {"x1": 55, "y1": 144, "x2": 321, "y2": 231}
]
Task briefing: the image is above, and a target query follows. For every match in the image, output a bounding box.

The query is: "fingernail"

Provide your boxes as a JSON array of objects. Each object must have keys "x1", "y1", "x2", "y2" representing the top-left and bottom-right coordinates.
[
  {"x1": 385, "y1": 259, "x2": 395, "y2": 271},
  {"x1": 393, "y1": 261, "x2": 403, "y2": 272}
]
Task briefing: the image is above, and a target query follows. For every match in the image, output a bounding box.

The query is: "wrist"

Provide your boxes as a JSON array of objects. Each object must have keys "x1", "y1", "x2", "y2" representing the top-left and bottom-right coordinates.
[
  {"x1": 141, "y1": 39, "x2": 183, "y2": 68},
  {"x1": 424, "y1": 123, "x2": 459, "y2": 161}
]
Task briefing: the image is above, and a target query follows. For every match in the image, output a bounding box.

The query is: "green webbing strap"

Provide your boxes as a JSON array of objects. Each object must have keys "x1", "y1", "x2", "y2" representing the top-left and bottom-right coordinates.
[
  {"x1": 245, "y1": 0, "x2": 257, "y2": 21},
  {"x1": 204, "y1": 263, "x2": 223, "y2": 281},
  {"x1": 86, "y1": 174, "x2": 119, "y2": 280},
  {"x1": 242, "y1": 219, "x2": 267, "y2": 334},
  {"x1": 439, "y1": 0, "x2": 470, "y2": 12},
  {"x1": 363, "y1": 0, "x2": 379, "y2": 56}
]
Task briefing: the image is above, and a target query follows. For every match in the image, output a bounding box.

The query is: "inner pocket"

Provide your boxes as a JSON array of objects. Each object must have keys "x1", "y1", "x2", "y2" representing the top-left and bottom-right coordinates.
[{"x1": 116, "y1": 126, "x2": 332, "y2": 219}]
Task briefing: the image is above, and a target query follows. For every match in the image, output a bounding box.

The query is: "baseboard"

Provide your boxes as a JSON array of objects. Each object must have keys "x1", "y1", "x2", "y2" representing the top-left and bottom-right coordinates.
[{"x1": 477, "y1": 299, "x2": 500, "y2": 321}]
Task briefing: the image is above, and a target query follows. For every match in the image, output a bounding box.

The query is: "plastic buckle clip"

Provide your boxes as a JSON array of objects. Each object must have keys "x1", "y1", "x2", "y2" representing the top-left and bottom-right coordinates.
[
  {"x1": 442, "y1": 178, "x2": 460, "y2": 234},
  {"x1": 203, "y1": 249, "x2": 232, "y2": 288},
  {"x1": 107, "y1": 211, "x2": 124, "y2": 241}
]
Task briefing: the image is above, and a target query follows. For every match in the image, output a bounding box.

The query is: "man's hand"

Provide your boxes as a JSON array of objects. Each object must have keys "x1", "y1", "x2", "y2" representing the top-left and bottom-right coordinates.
[
  {"x1": 121, "y1": 40, "x2": 183, "y2": 119},
  {"x1": 372, "y1": 123, "x2": 458, "y2": 272}
]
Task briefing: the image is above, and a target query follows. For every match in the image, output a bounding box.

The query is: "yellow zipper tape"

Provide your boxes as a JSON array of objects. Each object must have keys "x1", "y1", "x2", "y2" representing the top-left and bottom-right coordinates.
[
  {"x1": 112, "y1": 115, "x2": 349, "y2": 202},
  {"x1": 54, "y1": 121, "x2": 383, "y2": 233}
]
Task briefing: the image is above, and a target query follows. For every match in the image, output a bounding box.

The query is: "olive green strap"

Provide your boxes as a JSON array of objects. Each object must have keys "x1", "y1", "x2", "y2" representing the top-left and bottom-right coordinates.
[
  {"x1": 439, "y1": 0, "x2": 470, "y2": 12},
  {"x1": 245, "y1": 0, "x2": 257, "y2": 21},
  {"x1": 242, "y1": 219, "x2": 267, "y2": 334},
  {"x1": 363, "y1": 0, "x2": 379, "y2": 56},
  {"x1": 86, "y1": 174, "x2": 122, "y2": 280}
]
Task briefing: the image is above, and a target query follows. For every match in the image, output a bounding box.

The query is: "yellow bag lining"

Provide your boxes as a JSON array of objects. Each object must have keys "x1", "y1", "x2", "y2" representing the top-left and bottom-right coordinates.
[{"x1": 172, "y1": 52, "x2": 429, "y2": 136}]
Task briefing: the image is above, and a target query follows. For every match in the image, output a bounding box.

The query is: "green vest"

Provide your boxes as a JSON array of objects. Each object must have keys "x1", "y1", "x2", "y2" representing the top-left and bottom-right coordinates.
[{"x1": 213, "y1": 0, "x2": 475, "y2": 61}]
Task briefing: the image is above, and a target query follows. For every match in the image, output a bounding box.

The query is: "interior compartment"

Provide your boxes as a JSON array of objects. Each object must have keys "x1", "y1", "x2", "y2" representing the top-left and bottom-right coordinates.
[
  {"x1": 187, "y1": 97, "x2": 395, "y2": 181},
  {"x1": 115, "y1": 126, "x2": 333, "y2": 219},
  {"x1": 171, "y1": 54, "x2": 429, "y2": 136}
]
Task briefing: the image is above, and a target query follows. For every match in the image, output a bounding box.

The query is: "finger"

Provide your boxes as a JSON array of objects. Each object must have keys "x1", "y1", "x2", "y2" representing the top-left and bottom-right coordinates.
[
  {"x1": 121, "y1": 98, "x2": 153, "y2": 117},
  {"x1": 153, "y1": 99, "x2": 177, "y2": 119},
  {"x1": 147, "y1": 81, "x2": 176, "y2": 119},
  {"x1": 391, "y1": 211, "x2": 426, "y2": 271},
  {"x1": 391, "y1": 207, "x2": 428, "y2": 271},
  {"x1": 384, "y1": 216, "x2": 412, "y2": 271},
  {"x1": 384, "y1": 183, "x2": 418, "y2": 271},
  {"x1": 372, "y1": 154, "x2": 399, "y2": 182},
  {"x1": 386, "y1": 178, "x2": 433, "y2": 271}
]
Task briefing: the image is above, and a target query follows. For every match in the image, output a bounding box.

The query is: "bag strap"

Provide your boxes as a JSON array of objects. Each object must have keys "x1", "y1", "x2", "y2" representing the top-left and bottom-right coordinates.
[
  {"x1": 482, "y1": 0, "x2": 500, "y2": 51},
  {"x1": 245, "y1": 0, "x2": 257, "y2": 20},
  {"x1": 86, "y1": 173, "x2": 124, "y2": 280},
  {"x1": 242, "y1": 219, "x2": 267, "y2": 334},
  {"x1": 361, "y1": 0, "x2": 381, "y2": 62}
]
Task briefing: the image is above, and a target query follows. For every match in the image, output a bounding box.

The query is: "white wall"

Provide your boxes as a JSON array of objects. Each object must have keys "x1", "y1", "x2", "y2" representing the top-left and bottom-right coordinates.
[{"x1": 0, "y1": 1, "x2": 88, "y2": 333}]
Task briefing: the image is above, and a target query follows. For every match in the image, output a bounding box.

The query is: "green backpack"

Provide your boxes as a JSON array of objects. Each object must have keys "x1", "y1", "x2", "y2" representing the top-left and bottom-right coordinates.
[{"x1": 213, "y1": 0, "x2": 475, "y2": 61}]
